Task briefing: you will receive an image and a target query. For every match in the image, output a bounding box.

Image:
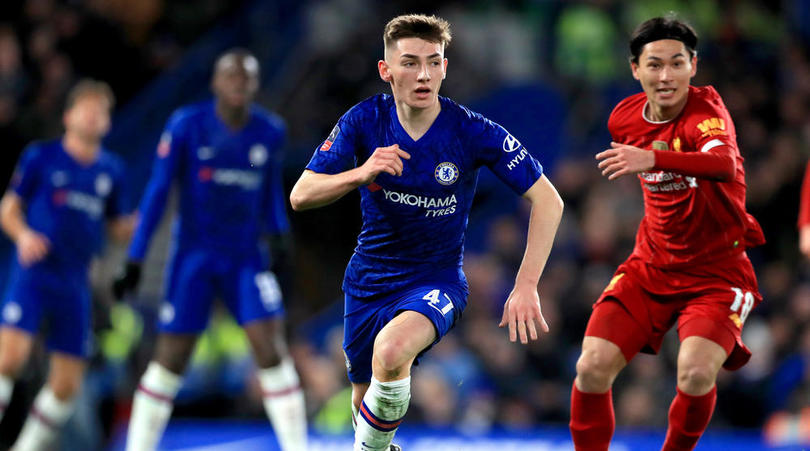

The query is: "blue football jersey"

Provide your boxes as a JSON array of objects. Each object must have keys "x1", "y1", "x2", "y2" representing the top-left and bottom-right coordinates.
[
  {"x1": 128, "y1": 101, "x2": 289, "y2": 260},
  {"x1": 306, "y1": 94, "x2": 543, "y2": 298},
  {"x1": 9, "y1": 140, "x2": 130, "y2": 269}
]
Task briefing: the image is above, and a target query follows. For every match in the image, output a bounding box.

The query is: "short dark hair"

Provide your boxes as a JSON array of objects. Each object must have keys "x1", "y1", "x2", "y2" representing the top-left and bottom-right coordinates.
[
  {"x1": 383, "y1": 14, "x2": 452, "y2": 52},
  {"x1": 65, "y1": 79, "x2": 115, "y2": 111},
  {"x1": 629, "y1": 15, "x2": 698, "y2": 64}
]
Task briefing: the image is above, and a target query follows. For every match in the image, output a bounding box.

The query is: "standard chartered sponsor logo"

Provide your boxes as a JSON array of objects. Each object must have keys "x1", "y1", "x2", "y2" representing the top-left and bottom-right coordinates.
[
  {"x1": 640, "y1": 171, "x2": 697, "y2": 192},
  {"x1": 381, "y1": 189, "x2": 458, "y2": 217}
]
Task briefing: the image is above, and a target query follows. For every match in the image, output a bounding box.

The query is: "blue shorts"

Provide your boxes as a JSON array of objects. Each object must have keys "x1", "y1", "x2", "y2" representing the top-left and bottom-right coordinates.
[
  {"x1": 1, "y1": 262, "x2": 91, "y2": 357},
  {"x1": 160, "y1": 247, "x2": 284, "y2": 333},
  {"x1": 343, "y1": 282, "x2": 468, "y2": 383}
]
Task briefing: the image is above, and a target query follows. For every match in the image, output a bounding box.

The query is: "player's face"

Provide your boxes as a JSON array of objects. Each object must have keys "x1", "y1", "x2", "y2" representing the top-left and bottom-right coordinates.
[
  {"x1": 379, "y1": 37, "x2": 447, "y2": 110},
  {"x1": 631, "y1": 39, "x2": 697, "y2": 119},
  {"x1": 63, "y1": 94, "x2": 111, "y2": 141},
  {"x1": 212, "y1": 55, "x2": 259, "y2": 109}
]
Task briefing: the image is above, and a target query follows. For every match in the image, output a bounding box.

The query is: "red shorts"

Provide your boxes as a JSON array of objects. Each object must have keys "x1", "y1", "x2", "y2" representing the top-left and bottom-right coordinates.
[{"x1": 585, "y1": 252, "x2": 761, "y2": 371}]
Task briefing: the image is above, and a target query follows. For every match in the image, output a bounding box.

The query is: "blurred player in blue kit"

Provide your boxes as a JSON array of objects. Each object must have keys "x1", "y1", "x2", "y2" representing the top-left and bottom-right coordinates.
[
  {"x1": 0, "y1": 80, "x2": 133, "y2": 450},
  {"x1": 113, "y1": 49, "x2": 307, "y2": 451},
  {"x1": 290, "y1": 14, "x2": 564, "y2": 451}
]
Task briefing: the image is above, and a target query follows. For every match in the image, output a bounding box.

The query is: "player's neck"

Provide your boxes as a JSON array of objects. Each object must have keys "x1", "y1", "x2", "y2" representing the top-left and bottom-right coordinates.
[
  {"x1": 216, "y1": 102, "x2": 250, "y2": 130},
  {"x1": 62, "y1": 132, "x2": 100, "y2": 165},
  {"x1": 646, "y1": 96, "x2": 689, "y2": 122},
  {"x1": 395, "y1": 100, "x2": 441, "y2": 141}
]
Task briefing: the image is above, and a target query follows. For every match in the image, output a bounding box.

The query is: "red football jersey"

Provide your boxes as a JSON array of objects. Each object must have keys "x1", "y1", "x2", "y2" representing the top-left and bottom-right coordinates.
[{"x1": 608, "y1": 85, "x2": 765, "y2": 268}]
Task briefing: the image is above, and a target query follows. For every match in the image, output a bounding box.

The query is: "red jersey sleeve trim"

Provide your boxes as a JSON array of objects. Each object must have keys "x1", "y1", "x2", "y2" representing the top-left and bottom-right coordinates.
[
  {"x1": 799, "y1": 161, "x2": 810, "y2": 228},
  {"x1": 652, "y1": 147, "x2": 735, "y2": 181}
]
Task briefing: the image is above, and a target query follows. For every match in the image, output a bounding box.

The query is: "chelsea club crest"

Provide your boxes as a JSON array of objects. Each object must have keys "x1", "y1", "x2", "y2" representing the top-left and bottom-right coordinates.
[{"x1": 434, "y1": 162, "x2": 459, "y2": 186}]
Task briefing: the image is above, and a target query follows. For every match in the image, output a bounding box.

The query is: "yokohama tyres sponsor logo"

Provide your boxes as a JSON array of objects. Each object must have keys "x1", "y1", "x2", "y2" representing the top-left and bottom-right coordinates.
[{"x1": 382, "y1": 189, "x2": 456, "y2": 208}]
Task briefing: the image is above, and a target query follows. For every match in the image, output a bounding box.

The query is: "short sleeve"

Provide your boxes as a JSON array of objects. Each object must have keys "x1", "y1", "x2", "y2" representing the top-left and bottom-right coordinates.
[
  {"x1": 473, "y1": 116, "x2": 543, "y2": 195},
  {"x1": 105, "y1": 156, "x2": 133, "y2": 218},
  {"x1": 305, "y1": 110, "x2": 359, "y2": 175},
  {"x1": 9, "y1": 144, "x2": 43, "y2": 201},
  {"x1": 683, "y1": 89, "x2": 736, "y2": 154}
]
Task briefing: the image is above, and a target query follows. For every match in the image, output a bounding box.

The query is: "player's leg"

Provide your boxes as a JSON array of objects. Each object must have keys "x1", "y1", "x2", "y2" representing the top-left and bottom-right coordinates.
[
  {"x1": 354, "y1": 310, "x2": 435, "y2": 451},
  {"x1": 570, "y1": 300, "x2": 647, "y2": 451},
  {"x1": 126, "y1": 334, "x2": 196, "y2": 451},
  {"x1": 0, "y1": 268, "x2": 42, "y2": 422},
  {"x1": 0, "y1": 327, "x2": 33, "y2": 422},
  {"x1": 244, "y1": 316, "x2": 306, "y2": 451},
  {"x1": 661, "y1": 334, "x2": 726, "y2": 451},
  {"x1": 127, "y1": 250, "x2": 213, "y2": 451},
  {"x1": 12, "y1": 352, "x2": 85, "y2": 451}
]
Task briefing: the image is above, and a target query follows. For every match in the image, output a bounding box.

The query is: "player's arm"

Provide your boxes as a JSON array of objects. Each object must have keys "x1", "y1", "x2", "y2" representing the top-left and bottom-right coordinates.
[
  {"x1": 113, "y1": 127, "x2": 182, "y2": 299},
  {"x1": 499, "y1": 175, "x2": 564, "y2": 344},
  {"x1": 290, "y1": 144, "x2": 410, "y2": 211},
  {"x1": 596, "y1": 141, "x2": 735, "y2": 181},
  {"x1": 799, "y1": 161, "x2": 810, "y2": 259},
  {"x1": 108, "y1": 214, "x2": 135, "y2": 243},
  {"x1": 0, "y1": 191, "x2": 50, "y2": 266}
]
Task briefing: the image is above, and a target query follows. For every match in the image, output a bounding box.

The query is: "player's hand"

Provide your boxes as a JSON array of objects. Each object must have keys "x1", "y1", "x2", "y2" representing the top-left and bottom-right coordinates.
[
  {"x1": 498, "y1": 283, "x2": 549, "y2": 344},
  {"x1": 357, "y1": 144, "x2": 411, "y2": 185},
  {"x1": 112, "y1": 261, "x2": 142, "y2": 300},
  {"x1": 800, "y1": 225, "x2": 810, "y2": 259},
  {"x1": 16, "y1": 229, "x2": 50, "y2": 266},
  {"x1": 596, "y1": 142, "x2": 655, "y2": 180}
]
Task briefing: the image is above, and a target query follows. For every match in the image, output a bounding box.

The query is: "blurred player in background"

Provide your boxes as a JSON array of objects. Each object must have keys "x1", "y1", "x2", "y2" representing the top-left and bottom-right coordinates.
[
  {"x1": 0, "y1": 80, "x2": 132, "y2": 450},
  {"x1": 798, "y1": 161, "x2": 810, "y2": 258},
  {"x1": 113, "y1": 49, "x2": 306, "y2": 451},
  {"x1": 290, "y1": 14, "x2": 563, "y2": 451},
  {"x1": 569, "y1": 16, "x2": 765, "y2": 451}
]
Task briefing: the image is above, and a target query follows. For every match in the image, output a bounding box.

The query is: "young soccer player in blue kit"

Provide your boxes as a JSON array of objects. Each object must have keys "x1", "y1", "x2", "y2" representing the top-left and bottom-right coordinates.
[
  {"x1": 290, "y1": 14, "x2": 564, "y2": 451},
  {"x1": 113, "y1": 49, "x2": 306, "y2": 451},
  {"x1": 0, "y1": 80, "x2": 133, "y2": 450}
]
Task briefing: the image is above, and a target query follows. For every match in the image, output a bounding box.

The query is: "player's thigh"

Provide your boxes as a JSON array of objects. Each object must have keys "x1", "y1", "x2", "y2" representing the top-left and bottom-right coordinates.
[
  {"x1": 677, "y1": 270, "x2": 761, "y2": 371},
  {"x1": 0, "y1": 327, "x2": 34, "y2": 375},
  {"x1": 373, "y1": 310, "x2": 436, "y2": 369},
  {"x1": 160, "y1": 249, "x2": 217, "y2": 334},
  {"x1": 0, "y1": 268, "x2": 43, "y2": 369},
  {"x1": 243, "y1": 316, "x2": 288, "y2": 368},
  {"x1": 583, "y1": 298, "x2": 648, "y2": 367},
  {"x1": 45, "y1": 277, "x2": 92, "y2": 358},
  {"x1": 48, "y1": 352, "x2": 86, "y2": 399}
]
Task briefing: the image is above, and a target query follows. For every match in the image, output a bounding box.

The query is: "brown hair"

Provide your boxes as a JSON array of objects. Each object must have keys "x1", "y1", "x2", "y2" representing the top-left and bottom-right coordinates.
[
  {"x1": 383, "y1": 14, "x2": 451, "y2": 52},
  {"x1": 65, "y1": 79, "x2": 115, "y2": 112},
  {"x1": 629, "y1": 14, "x2": 698, "y2": 64}
]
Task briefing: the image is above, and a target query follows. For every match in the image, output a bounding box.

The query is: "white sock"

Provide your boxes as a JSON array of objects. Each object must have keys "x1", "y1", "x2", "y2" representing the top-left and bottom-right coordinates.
[
  {"x1": 125, "y1": 362, "x2": 182, "y2": 451},
  {"x1": 354, "y1": 376, "x2": 410, "y2": 451},
  {"x1": 0, "y1": 374, "x2": 13, "y2": 423},
  {"x1": 11, "y1": 386, "x2": 75, "y2": 451},
  {"x1": 257, "y1": 358, "x2": 307, "y2": 451}
]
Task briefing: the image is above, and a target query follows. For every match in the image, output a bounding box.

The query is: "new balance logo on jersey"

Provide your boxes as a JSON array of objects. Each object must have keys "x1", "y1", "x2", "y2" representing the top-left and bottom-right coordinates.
[
  {"x1": 381, "y1": 188, "x2": 457, "y2": 217},
  {"x1": 198, "y1": 167, "x2": 262, "y2": 189}
]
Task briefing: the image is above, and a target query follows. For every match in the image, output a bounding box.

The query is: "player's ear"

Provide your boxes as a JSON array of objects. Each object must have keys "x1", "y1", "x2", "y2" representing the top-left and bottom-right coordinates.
[
  {"x1": 690, "y1": 55, "x2": 698, "y2": 78},
  {"x1": 442, "y1": 58, "x2": 447, "y2": 79},
  {"x1": 378, "y1": 60, "x2": 392, "y2": 83},
  {"x1": 630, "y1": 62, "x2": 640, "y2": 80}
]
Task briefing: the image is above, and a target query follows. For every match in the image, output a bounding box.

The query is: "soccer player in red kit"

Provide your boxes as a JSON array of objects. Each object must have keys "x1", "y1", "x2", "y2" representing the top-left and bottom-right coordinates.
[
  {"x1": 569, "y1": 16, "x2": 765, "y2": 451},
  {"x1": 798, "y1": 161, "x2": 810, "y2": 258}
]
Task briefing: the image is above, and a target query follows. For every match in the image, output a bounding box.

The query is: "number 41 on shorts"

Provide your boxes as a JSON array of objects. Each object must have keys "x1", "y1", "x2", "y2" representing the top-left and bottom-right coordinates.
[{"x1": 423, "y1": 289, "x2": 454, "y2": 316}]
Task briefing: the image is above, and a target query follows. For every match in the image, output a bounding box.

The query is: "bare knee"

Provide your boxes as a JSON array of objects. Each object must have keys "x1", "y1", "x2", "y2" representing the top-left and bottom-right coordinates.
[
  {"x1": 245, "y1": 320, "x2": 287, "y2": 369},
  {"x1": 48, "y1": 377, "x2": 81, "y2": 401},
  {"x1": 575, "y1": 347, "x2": 624, "y2": 393},
  {"x1": 154, "y1": 334, "x2": 197, "y2": 374},
  {"x1": 372, "y1": 337, "x2": 411, "y2": 379},
  {"x1": 677, "y1": 363, "x2": 717, "y2": 395},
  {"x1": 0, "y1": 352, "x2": 26, "y2": 379}
]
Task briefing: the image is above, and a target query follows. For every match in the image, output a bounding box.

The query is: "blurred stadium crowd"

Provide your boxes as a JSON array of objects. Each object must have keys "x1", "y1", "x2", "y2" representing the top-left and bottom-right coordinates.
[{"x1": 1, "y1": 0, "x2": 809, "y2": 449}]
